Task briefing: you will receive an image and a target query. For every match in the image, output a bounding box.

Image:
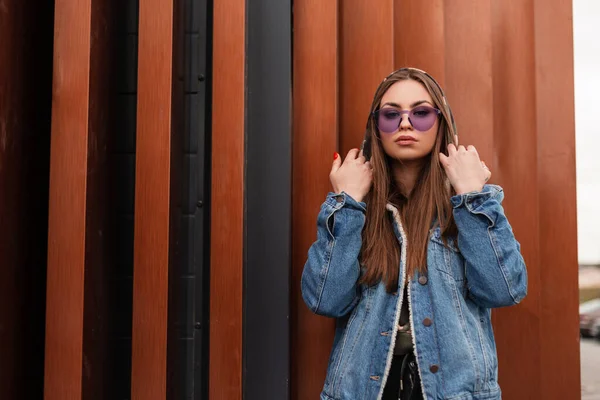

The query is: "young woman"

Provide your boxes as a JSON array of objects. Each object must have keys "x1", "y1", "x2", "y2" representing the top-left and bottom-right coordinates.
[{"x1": 301, "y1": 68, "x2": 527, "y2": 400}]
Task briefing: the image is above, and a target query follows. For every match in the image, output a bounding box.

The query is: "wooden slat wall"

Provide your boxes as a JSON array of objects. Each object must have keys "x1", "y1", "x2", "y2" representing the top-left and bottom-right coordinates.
[
  {"x1": 45, "y1": 0, "x2": 121, "y2": 398},
  {"x1": 291, "y1": 1, "x2": 339, "y2": 398},
  {"x1": 292, "y1": 1, "x2": 580, "y2": 399},
  {"x1": 533, "y1": 0, "x2": 580, "y2": 396},
  {"x1": 44, "y1": 0, "x2": 93, "y2": 397},
  {"x1": 340, "y1": 0, "x2": 395, "y2": 153},
  {"x1": 209, "y1": 0, "x2": 245, "y2": 398},
  {"x1": 489, "y1": 2, "x2": 542, "y2": 398},
  {"x1": 130, "y1": 0, "x2": 174, "y2": 397}
]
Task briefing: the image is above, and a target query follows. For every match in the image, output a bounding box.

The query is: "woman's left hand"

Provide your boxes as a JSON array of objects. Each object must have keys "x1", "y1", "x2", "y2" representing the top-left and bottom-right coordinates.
[{"x1": 439, "y1": 141, "x2": 492, "y2": 195}]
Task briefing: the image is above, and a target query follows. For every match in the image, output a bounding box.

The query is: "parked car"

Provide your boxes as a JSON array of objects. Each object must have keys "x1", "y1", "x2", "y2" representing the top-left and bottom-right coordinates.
[{"x1": 580, "y1": 298, "x2": 600, "y2": 338}]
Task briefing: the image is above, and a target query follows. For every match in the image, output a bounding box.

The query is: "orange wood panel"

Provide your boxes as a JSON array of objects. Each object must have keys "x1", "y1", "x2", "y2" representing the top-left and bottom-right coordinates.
[
  {"x1": 489, "y1": 2, "x2": 543, "y2": 398},
  {"x1": 340, "y1": 0, "x2": 394, "y2": 153},
  {"x1": 443, "y1": 0, "x2": 494, "y2": 162},
  {"x1": 44, "y1": 0, "x2": 92, "y2": 398},
  {"x1": 130, "y1": 0, "x2": 174, "y2": 397},
  {"x1": 393, "y1": 0, "x2": 446, "y2": 84},
  {"x1": 291, "y1": 1, "x2": 339, "y2": 399},
  {"x1": 533, "y1": 0, "x2": 580, "y2": 398},
  {"x1": 209, "y1": 0, "x2": 245, "y2": 397}
]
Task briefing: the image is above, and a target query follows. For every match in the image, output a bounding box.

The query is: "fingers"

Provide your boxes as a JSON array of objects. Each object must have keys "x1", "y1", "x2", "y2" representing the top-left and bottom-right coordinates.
[
  {"x1": 454, "y1": 134, "x2": 459, "y2": 147},
  {"x1": 331, "y1": 152, "x2": 342, "y2": 173},
  {"x1": 439, "y1": 152, "x2": 449, "y2": 168},
  {"x1": 447, "y1": 143, "x2": 457, "y2": 155},
  {"x1": 345, "y1": 148, "x2": 367, "y2": 164},
  {"x1": 467, "y1": 145, "x2": 479, "y2": 157},
  {"x1": 345, "y1": 148, "x2": 360, "y2": 162},
  {"x1": 484, "y1": 168, "x2": 492, "y2": 182},
  {"x1": 481, "y1": 161, "x2": 492, "y2": 181},
  {"x1": 332, "y1": 147, "x2": 368, "y2": 175}
]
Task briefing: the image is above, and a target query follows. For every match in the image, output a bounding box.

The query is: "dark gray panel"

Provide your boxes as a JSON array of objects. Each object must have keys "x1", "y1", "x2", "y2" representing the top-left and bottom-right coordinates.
[
  {"x1": 167, "y1": 0, "x2": 211, "y2": 399},
  {"x1": 115, "y1": 93, "x2": 137, "y2": 153},
  {"x1": 108, "y1": 277, "x2": 134, "y2": 338},
  {"x1": 116, "y1": 34, "x2": 138, "y2": 93},
  {"x1": 114, "y1": 153, "x2": 136, "y2": 215},
  {"x1": 244, "y1": 0, "x2": 292, "y2": 398},
  {"x1": 182, "y1": 155, "x2": 198, "y2": 213},
  {"x1": 185, "y1": 94, "x2": 200, "y2": 153}
]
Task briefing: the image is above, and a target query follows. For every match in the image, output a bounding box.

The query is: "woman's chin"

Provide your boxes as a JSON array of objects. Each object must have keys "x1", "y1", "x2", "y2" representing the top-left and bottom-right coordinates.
[{"x1": 388, "y1": 148, "x2": 430, "y2": 163}]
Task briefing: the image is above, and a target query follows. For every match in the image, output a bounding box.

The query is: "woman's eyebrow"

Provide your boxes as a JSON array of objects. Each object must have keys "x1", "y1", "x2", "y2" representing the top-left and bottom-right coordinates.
[
  {"x1": 410, "y1": 100, "x2": 432, "y2": 107},
  {"x1": 381, "y1": 100, "x2": 433, "y2": 109}
]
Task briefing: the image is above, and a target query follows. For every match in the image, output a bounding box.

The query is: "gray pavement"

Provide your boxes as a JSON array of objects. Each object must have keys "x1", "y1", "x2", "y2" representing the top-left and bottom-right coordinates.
[{"x1": 582, "y1": 338, "x2": 600, "y2": 400}]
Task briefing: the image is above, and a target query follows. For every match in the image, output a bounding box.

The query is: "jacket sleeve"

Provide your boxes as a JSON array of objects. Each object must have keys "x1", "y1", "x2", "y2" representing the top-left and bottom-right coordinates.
[
  {"x1": 451, "y1": 184, "x2": 528, "y2": 308},
  {"x1": 301, "y1": 192, "x2": 366, "y2": 318}
]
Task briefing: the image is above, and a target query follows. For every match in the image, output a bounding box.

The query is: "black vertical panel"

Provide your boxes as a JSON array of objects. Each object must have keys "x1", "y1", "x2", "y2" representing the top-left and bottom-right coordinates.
[
  {"x1": 244, "y1": 0, "x2": 292, "y2": 399},
  {"x1": 0, "y1": 0, "x2": 54, "y2": 397},
  {"x1": 105, "y1": 0, "x2": 138, "y2": 398},
  {"x1": 193, "y1": 0, "x2": 213, "y2": 398},
  {"x1": 167, "y1": 0, "x2": 212, "y2": 398}
]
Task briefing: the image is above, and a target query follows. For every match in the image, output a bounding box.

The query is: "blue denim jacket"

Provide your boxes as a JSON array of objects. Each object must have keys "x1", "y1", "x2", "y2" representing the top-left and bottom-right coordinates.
[{"x1": 301, "y1": 185, "x2": 527, "y2": 400}]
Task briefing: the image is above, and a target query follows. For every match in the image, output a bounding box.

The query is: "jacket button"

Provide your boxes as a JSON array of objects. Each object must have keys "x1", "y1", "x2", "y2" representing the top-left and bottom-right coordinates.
[
  {"x1": 423, "y1": 318, "x2": 432, "y2": 327},
  {"x1": 430, "y1": 365, "x2": 439, "y2": 373},
  {"x1": 418, "y1": 275, "x2": 428, "y2": 285}
]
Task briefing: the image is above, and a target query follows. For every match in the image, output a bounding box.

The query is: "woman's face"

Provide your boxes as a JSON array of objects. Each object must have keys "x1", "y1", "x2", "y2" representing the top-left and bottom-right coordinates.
[{"x1": 377, "y1": 79, "x2": 439, "y2": 163}]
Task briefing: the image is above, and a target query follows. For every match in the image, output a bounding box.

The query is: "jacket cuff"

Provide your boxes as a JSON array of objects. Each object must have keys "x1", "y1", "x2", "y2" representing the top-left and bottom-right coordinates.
[
  {"x1": 450, "y1": 184, "x2": 504, "y2": 212},
  {"x1": 325, "y1": 192, "x2": 367, "y2": 212}
]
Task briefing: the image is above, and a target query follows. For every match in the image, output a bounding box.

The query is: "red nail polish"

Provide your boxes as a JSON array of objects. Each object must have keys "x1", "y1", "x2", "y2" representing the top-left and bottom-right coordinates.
[{"x1": 334, "y1": 152, "x2": 339, "y2": 160}]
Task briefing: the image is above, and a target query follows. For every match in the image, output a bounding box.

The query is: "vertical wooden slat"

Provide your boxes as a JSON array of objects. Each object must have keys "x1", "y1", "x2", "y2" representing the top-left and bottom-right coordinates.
[
  {"x1": 533, "y1": 0, "x2": 580, "y2": 398},
  {"x1": 291, "y1": 1, "x2": 339, "y2": 399},
  {"x1": 490, "y1": 2, "x2": 543, "y2": 398},
  {"x1": 340, "y1": 0, "x2": 394, "y2": 153},
  {"x1": 130, "y1": 0, "x2": 174, "y2": 397},
  {"x1": 443, "y1": 1, "x2": 494, "y2": 162},
  {"x1": 44, "y1": 0, "x2": 92, "y2": 398},
  {"x1": 393, "y1": 0, "x2": 446, "y2": 84},
  {"x1": 209, "y1": 0, "x2": 245, "y2": 397}
]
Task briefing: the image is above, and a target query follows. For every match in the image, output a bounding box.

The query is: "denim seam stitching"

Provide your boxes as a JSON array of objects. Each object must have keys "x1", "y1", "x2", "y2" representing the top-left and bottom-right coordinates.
[
  {"x1": 467, "y1": 207, "x2": 518, "y2": 305},
  {"x1": 474, "y1": 308, "x2": 490, "y2": 390},
  {"x1": 336, "y1": 287, "x2": 371, "y2": 398},
  {"x1": 449, "y1": 257, "x2": 481, "y2": 392},
  {"x1": 331, "y1": 300, "x2": 360, "y2": 397},
  {"x1": 313, "y1": 238, "x2": 335, "y2": 314},
  {"x1": 486, "y1": 226, "x2": 517, "y2": 304},
  {"x1": 325, "y1": 208, "x2": 337, "y2": 240}
]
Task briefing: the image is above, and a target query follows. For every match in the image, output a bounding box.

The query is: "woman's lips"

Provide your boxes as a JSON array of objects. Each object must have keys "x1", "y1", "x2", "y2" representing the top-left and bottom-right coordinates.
[{"x1": 395, "y1": 135, "x2": 417, "y2": 145}]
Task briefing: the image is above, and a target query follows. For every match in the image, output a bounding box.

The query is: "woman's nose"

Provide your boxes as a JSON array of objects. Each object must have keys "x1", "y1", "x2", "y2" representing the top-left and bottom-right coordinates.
[{"x1": 399, "y1": 112, "x2": 412, "y2": 130}]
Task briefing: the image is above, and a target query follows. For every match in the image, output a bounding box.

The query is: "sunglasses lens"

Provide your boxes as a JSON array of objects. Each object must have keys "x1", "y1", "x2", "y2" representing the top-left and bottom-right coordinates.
[
  {"x1": 376, "y1": 108, "x2": 401, "y2": 133},
  {"x1": 409, "y1": 106, "x2": 438, "y2": 131}
]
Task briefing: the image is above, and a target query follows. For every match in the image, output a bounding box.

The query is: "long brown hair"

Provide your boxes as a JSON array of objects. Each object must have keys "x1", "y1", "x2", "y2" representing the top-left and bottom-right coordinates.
[{"x1": 360, "y1": 68, "x2": 458, "y2": 292}]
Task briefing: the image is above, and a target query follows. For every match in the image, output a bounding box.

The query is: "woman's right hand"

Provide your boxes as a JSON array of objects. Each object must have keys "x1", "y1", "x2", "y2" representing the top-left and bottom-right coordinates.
[{"x1": 330, "y1": 148, "x2": 373, "y2": 203}]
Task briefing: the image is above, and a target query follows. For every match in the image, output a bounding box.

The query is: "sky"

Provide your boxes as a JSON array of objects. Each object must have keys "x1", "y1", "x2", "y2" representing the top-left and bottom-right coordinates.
[{"x1": 573, "y1": 0, "x2": 600, "y2": 264}]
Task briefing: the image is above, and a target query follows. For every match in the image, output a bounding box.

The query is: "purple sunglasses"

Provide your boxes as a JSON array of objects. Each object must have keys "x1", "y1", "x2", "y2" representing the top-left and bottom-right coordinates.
[{"x1": 373, "y1": 105, "x2": 441, "y2": 133}]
